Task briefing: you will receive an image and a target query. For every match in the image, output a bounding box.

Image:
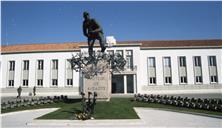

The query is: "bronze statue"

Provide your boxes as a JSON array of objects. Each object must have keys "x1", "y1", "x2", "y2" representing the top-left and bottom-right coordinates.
[{"x1": 82, "y1": 11, "x2": 106, "y2": 56}]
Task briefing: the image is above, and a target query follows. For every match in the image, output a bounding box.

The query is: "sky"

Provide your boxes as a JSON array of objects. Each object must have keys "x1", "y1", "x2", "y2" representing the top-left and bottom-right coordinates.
[{"x1": 1, "y1": 1, "x2": 222, "y2": 45}]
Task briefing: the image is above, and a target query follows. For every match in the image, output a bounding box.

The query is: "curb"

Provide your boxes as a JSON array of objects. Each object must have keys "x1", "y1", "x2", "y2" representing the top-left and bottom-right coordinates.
[{"x1": 27, "y1": 119, "x2": 146, "y2": 127}]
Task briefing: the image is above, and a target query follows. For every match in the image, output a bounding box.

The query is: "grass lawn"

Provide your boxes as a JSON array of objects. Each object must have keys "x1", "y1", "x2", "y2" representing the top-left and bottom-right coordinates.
[{"x1": 2, "y1": 98, "x2": 222, "y2": 119}]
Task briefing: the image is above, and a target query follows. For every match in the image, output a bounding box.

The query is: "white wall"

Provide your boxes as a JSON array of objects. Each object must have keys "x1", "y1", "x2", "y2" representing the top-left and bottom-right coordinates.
[
  {"x1": 0, "y1": 55, "x2": 2, "y2": 88},
  {"x1": 1, "y1": 46, "x2": 222, "y2": 96},
  {"x1": 219, "y1": 49, "x2": 222, "y2": 84},
  {"x1": 1, "y1": 51, "x2": 79, "y2": 88},
  {"x1": 139, "y1": 48, "x2": 222, "y2": 93}
]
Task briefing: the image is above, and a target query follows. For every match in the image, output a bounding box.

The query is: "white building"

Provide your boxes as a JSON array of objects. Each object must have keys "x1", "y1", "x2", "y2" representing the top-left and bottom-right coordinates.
[{"x1": 1, "y1": 40, "x2": 222, "y2": 97}]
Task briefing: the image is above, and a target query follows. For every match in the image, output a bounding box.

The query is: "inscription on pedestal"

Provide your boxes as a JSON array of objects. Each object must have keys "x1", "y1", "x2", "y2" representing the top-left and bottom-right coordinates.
[{"x1": 83, "y1": 61, "x2": 111, "y2": 101}]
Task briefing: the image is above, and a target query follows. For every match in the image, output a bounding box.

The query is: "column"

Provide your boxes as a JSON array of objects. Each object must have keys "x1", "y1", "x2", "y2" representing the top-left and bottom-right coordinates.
[
  {"x1": 29, "y1": 60, "x2": 36, "y2": 87},
  {"x1": 133, "y1": 74, "x2": 137, "y2": 94},
  {"x1": 124, "y1": 75, "x2": 127, "y2": 94},
  {"x1": 58, "y1": 59, "x2": 65, "y2": 87},
  {"x1": 171, "y1": 56, "x2": 179, "y2": 85},
  {"x1": 44, "y1": 59, "x2": 50, "y2": 87},
  {"x1": 16, "y1": 59, "x2": 22, "y2": 87},
  {"x1": 202, "y1": 56, "x2": 210, "y2": 84},
  {"x1": 187, "y1": 56, "x2": 194, "y2": 85}
]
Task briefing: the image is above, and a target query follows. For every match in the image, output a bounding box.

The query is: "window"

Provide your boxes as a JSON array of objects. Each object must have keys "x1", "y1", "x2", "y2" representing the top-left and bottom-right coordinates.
[
  {"x1": 195, "y1": 76, "x2": 202, "y2": 83},
  {"x1": 163, "y1": 57, "x2": 171, "y2": 67},
  {"x1": 210, "y1": 76, "x2": 217, "y2": 83},
  {"x1": 178, "y1": 57, "x2": 187, "y2": 84},
  {"x1": 148, "y1": 57, "x2": 155, "y2": 67},
  {"x1": 52, "y1": 60, "x2": 58, "y2": 69},
  {"x1": 180, "y1": 76, "x2": 187, "y2": 84},
  {"x1": 52, "y1": 79, "x2": 58, "y2": 86},
  {"x1": 208, "y1": 56, "x2": 216, "y2": 66},
  {"x1": 116, "y1": 50, "x2": 123, "y2": 57},
  {"x1": 67, "y1": 79, "x2": 73, "y2": 85},
  {"x1": 165, "y1": 77, "x2": 172, "y2": 84},
  {"x1": 179, "y1": 57, "x2": 186, "y2": 67},
  {"x1": 66, "y1": 59, "x2": 72, "y2": 69},
  {"x1": 23, "y1": 79, "x2": 28, "y2": 86},
  {"x1": 37, "y1": 60, "x2": 44, "y2": 70},
  {"x1": 194, "y1": 56, "x2": 201, "y2": 66},
  {"x1": 107, "y1": 50, "x2": 114, "y2": 55},
  {"x1": 149, "y1": 77, "x2": 156, "y2": 84},
  {"x1": 208, "y1": 56, "x2": 218, "y2": 83},
  {"x1": 126, "y1": 50, "x2": 133, "y2": 69},
  {"x1": 194, "y1": 56, "x2": 203, "y2": 84},
  {"x1": 23, "y1": 60, "x2": 29, "y2": 70},
  {"x1": 126, "y1": 57, "x2": 131, "y2": 69},
  {"x1": 9, "y1": 61, "x2": 15, "y2": 71},
  {"x1": 8, "y1": 80, "x2": 14, "y2": 87},
  {"x1": 37, "y1": 79, "x2": 43, "y2": 86}
]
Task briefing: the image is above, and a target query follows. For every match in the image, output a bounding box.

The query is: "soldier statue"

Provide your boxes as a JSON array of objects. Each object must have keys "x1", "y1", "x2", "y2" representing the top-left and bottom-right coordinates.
[{"x1": 82, "y1": 11, "x2": 106, "y2": 57}]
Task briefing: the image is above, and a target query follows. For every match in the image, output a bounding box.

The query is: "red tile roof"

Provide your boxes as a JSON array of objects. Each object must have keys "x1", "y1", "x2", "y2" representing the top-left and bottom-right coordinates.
[
  {"x1": 1, "y1": 42, "x2": 82, "y2": 53},
  {"x1": 117, "y1": 39, "x2": 222, "y2": 48},
  {"x1": 1, "y1": 39, "x2": 222, "y2": 53}
]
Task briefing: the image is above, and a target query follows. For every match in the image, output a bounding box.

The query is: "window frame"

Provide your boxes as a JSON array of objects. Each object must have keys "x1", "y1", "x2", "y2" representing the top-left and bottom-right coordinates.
[
  {"x1": 23, "y1": 60, "x2": 29, "y2": 70},
  {"x1": 8, "y1": 80, "x2": 14, "y2": 87},
  {"x1": 9, "y1": 61, "x2": 15, "y2": 71},
  {"x1": 148, "y1": 57, "x2": 156, "y2": 68},
  {"x1": 125, "y1": 50, "x2": 133, "y2": 69},
  {"x1": 163, "y1": 57, "x2": 171, "y2": 67},
  {"x1": 22, "y1": 79, "x2": 29, "y2": 86},
  {"x1": 194, "y1": 56, "x2": 201, "y2": 67},
  {"x1": 52, "y1": 79, "x2": 58, "y2": 86},
  {"x1": 149, "y1": 77, "x2": 156, "y2": 85},
  {"x1": 37, "y1": 60, "x2": 44, "y2": 70},
  {"x1": 37, "y1": 79, "x2": 43, "y2": 86},
  {"x1": 164, "y1": 77, "x2": 172, "y2": 84},
  {"x1": 67, "y1": 79, "x2": 73, "y2": 86},
  {"x1": 52, "y1": 60, "x2": 58, "y2": 70},
  {"x1": 180, "y1": 76, "x2": 187, "y2": 84}
]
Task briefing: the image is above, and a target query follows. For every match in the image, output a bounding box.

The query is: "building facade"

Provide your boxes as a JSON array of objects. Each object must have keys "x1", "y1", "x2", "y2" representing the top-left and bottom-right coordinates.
[{"x1": 1, "y1": 40, "x2": 222, "y2": 97}]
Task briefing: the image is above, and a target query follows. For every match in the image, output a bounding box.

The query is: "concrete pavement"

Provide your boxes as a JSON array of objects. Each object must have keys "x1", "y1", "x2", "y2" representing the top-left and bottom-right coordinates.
[
  {"x1": 135, "y1": 108, "x2": 222, "y2": 128},
  {"x1": 1, "y1": 107, "x2": 222, "y2": 128},
  {"x1": 1, "y1": 108, "x2": 59, "y2": 128}
]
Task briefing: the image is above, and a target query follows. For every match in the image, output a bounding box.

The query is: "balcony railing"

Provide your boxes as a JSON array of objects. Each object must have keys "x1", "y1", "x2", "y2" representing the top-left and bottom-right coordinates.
[{"x1": 125, "y1": 65, "x2": 137, "y2": 71}]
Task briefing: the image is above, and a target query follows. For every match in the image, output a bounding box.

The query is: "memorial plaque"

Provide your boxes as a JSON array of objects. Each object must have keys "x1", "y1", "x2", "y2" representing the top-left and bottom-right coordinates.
[{"x1": 83, "y1": 60, "x2": 111, "y2": 101}]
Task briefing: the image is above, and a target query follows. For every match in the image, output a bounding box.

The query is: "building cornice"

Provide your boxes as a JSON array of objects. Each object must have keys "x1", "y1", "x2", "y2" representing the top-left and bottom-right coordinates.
[
  {"x1": 140, "y1": 46, "x2": 222, "y2": 50},
  {"x1": 79, "y1": 43, "x2": 142, "y2": 48},
  {"x1": 1, "y1": 49, "x2": 80, "y2": 55}
]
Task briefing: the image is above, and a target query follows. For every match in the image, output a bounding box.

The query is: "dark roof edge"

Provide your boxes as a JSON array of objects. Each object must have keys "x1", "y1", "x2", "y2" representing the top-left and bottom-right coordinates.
[
  {"x1": 141, "y1": 46, "x2": 222, "y2": 50},
  {"x1": 1, "y1": 49, "x2": 81, "y2": 55},
  {"x1": 2, "y1": 39, "x2": 221, "y2": 47}
]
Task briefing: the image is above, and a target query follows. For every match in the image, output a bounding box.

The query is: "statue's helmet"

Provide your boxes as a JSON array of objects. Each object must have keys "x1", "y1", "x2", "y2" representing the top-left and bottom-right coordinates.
[{"x1": 83, "y1": 11, "x2": 89, "y2": 17}]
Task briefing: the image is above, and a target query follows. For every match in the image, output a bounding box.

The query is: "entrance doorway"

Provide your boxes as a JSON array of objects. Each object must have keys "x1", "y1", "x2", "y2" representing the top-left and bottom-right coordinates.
[
  {"x1": 112, "y1": 75, "x2": 124, "y2": 93},
  {"x1": 112, "y1": 74, "x2": 135, "y2": 94},
  {"x1": 127, "y1": 75, "x2": 134, "y2": 93}
]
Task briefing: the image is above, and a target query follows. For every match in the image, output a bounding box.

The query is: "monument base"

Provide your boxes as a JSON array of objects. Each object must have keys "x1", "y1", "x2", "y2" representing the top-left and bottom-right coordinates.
[{"x1": 83, "y1": 60, "x2": 111, "y2": 101}]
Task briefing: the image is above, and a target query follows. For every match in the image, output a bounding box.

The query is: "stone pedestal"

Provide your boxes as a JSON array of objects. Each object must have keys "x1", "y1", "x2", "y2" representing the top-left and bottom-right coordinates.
[{"x1": 83, "y1": 60, "x2": 111, "y2": 101}]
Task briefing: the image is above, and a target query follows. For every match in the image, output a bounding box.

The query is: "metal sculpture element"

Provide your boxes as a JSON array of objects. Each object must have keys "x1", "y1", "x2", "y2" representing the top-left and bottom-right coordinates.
[
  {"x1": 71, "y1": 52, "x2": 126, "y2": 79},
  {"x1": 80, "y1": 92, "x2": 97, "y2": 117}
]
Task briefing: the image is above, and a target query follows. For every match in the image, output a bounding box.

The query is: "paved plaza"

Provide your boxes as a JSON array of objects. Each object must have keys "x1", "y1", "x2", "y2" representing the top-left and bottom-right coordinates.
[{"x1": 1, "y1": 107, "x2": 221, "y2": 128}]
